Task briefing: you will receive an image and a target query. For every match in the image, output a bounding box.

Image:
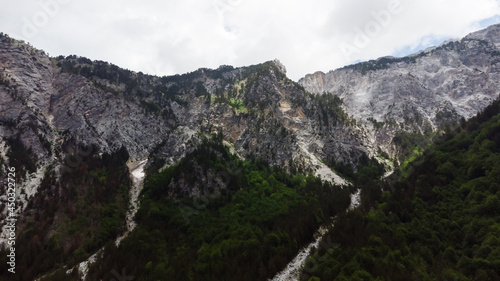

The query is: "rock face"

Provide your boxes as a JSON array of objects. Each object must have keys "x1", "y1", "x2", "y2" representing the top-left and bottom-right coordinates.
[
  {"x1": 1, "y1": 37, "x2": 371, "y2": 268},
  {"x1": 0, "y1": 33, "x2": 366, "y2": 231},
  {"x1": 0, "y1": 24, "x2": 499, "y2": 212},
  {"x1": 299, "y1": 24, "x2": 500, "y2": 155},
  {"x1": 0, "y1": 40, "x2": 372, "y2": 175},
  {"x1": 1, "y1": 25, "x2": 499, "y2": 211},
  {"x1": 0, "y1": 23, "x2": 499, "y2": 281},
  {"x1": 0, "y1": 36, "x2": 170, "y2": 164}
]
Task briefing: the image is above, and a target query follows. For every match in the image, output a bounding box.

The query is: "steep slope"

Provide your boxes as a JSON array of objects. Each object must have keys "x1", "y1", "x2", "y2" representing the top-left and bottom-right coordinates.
[
  {"x1": 0, "y1": 23, "x2": 499, "y2": 281},
  {"x1": 0, "y1": 32, "x2": 366, "y2": 183},
  {"x1": 81, "y1": 135, "x2": 352, "y2": 281},
  {"x1": 0, "y1": 32, "x2": 366, "y2": 280},
  {"x1": 300, "y1": 96, "x2": 500, "y2": 281},
  {"x1": 300, "y1": 24, "x2": 500, "y2": 157}
]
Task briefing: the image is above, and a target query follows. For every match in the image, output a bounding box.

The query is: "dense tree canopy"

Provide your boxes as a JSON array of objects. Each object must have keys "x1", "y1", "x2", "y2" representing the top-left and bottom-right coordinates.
[
  {"x1": 83, "y1": 135, "x2": 352, "y2": 281},
  {"x1": 301, "y1": 99, "x2": 500, "y2": 281}
]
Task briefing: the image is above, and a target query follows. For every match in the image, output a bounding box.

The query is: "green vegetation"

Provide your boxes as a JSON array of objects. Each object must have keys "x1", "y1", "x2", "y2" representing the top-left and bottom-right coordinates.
[
  {"x1": 311, "y1": 93, "x2": 349, "y2": 127},
  {"x1": 0, "y1": 71, "x2": 11, "y2": 87},
  {"x1": 342, "y1": 53, "x2": 427, "y2": 75},
  {"x1": 300, "y1": 98, "x2": 500, "y2": 280},
  {"x1": 401, "y1": 146, "x2": 424, "y2": 171},
  {"x1": 229, "y1": 98, "x2": 248, "y2": 113},
  {"x1": 0, "y1": 145, "x2": 131, "y2": 281},
  {"x1": 140, "y1": 100, "x2": 162, "y2": 115},
  {"x1": 84, "y1": 134, "x2": 352, "y2": 281},
  {"x1": 6, "y1": 137, "x2": 38, "y2": 178},
  {"x1": 56, "y1": 56, "x2": 135, "y2": 86},
  {"x1": 368, "y1": 117, "x2": 385, "y2": 129},
  {"x1": 377, "y1": 146, "x2": 390, "y2": 160},
  {"x1": 435, "y1": 108, "x2": 459, "y2": 127},
  {"x1": 431, "y1": 38, "x2": 489, "y2": 54},
  {"x1": 211, "y1": 83, "x2": 249, "y2": 114},
  {"x1": 329, "y1": 152, "x2": 386, "y2": 186},
  {"x1": 245, "y1": 61, "x2": 287, "y2": 86},
  {"x1": 55, "y1": 55, "x2": 194, "y2": 116},
  {"x1": 392, "y1": 130, "x2": 432, "y2": 169}
]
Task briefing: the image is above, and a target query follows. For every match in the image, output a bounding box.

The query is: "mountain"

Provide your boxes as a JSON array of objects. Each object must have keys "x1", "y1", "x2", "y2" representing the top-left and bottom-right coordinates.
[
  {"x1": 299, "y1": 96, "x2": 500, "y2": 281},
  {"x1": 0, "y1": 32, "x2": 365, "y2": 281},
  {"x1": 0, "y1": 24, "x2": 498, "y2": 280},
  {"x1": 300, "y1": 24, "x2": 500, "y2": 157},
  {"x1": 0, "y1": 34, "x2": 371, "y2": 183}
]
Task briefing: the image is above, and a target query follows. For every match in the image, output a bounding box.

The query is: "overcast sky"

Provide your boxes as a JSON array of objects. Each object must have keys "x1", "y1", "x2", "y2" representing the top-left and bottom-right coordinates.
[{"x1": 1, "y1": 0, "x2": 500, "y2": 81}]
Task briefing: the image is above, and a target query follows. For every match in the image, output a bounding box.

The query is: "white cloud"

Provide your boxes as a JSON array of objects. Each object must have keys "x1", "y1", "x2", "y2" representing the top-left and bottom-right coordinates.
[{"x1": 1, "y1": 0, "x2": 499, "y2": 80}]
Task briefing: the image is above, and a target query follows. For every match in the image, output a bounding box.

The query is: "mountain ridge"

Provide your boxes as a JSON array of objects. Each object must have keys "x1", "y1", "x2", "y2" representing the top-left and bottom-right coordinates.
[
  {"x1": 299, "y1": 23, "x2": 500, "y2": 158},
  {"x1": 0, "y1": 23, "x2": 499, "y2": 281}
]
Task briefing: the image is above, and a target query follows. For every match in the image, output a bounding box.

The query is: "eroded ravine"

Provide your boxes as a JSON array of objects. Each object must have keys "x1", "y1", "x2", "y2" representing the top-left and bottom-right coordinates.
[
  {"x1": 67, "y1": 159, "x2": 148, "y2": 280},
  {"x1": 115, "y1": 159, "x2": 148, "y2": 246},
  {"x1": 269, "y1": 191, "x2": 359, "y2": 281}
]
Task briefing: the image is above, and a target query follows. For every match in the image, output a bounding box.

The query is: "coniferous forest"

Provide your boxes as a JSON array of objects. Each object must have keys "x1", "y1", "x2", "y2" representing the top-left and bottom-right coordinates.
[
  {"x1": 35, "y1": 134, "x2": 351, "y2": 281},
  {"x1": 3, "y1": 98, "x2": 500, "y2": 280},
  {"x1": 1, "y1": 20, "x2": 500, "y2": 281},
  {"x1": 301, "y1": 99, "x2": 500, "y2": 280}
]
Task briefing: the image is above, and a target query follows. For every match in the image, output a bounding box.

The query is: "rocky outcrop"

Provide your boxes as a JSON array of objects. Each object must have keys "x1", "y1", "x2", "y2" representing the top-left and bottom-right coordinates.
[
  {"x1": 0, "y1": 34, "x2": 363, "y2": 242},
  {"x1": 1, "y1": 23, "x2": 500, "y2": 281},
  {"x1": 1, "y1": 25, "x2": 499, "y2": 216},
  {"x1": 299, "y1": 24, "x2": 500, "y2": 156}
]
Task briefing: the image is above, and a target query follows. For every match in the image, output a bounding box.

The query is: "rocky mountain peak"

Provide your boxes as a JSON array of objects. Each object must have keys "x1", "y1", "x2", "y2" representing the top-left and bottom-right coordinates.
[
  {"x1": 465, "y1": 23, "x2": 500, "y2": 46},
  {"x1": 272, "y1": 58, "x2": 287, "y2": 74},
  {"x1": 299, "y1": 24, "x2": 500, "y2": 160},
  {"x1": 1, "y1": 23, "x2": 500, "y2": 281}
]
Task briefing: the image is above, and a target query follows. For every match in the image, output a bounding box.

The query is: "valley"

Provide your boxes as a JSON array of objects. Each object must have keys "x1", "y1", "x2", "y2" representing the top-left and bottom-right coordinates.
[{"x1": 0, "y1": 23, "x2": 499, "y2": 281}]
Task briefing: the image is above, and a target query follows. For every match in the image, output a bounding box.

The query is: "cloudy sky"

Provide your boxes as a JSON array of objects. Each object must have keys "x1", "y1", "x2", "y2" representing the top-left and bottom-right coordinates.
[{"x1": 1, "y1": 0, "x2": 500, "y2": 81}]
